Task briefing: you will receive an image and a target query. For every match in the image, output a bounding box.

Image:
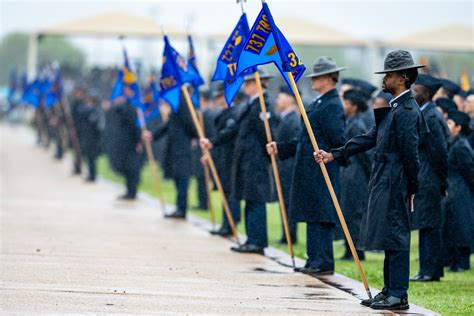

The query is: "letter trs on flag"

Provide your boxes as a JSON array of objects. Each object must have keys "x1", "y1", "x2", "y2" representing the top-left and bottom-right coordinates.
[
  {"x1": 235, "y1": 3, "x2": 306, "y2": 91},
  {"x1": 159, "y1": 35, "x2": 203, "y2": 112},
  {"x1": 212, "y1": 13, "x2": 255, "y2": 106}
]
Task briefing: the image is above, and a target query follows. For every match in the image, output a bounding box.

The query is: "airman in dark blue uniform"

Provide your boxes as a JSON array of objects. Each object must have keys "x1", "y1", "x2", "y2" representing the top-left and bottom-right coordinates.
[
  {"x1": 410, "y1": 74, "x2": 449, "y2": 282},
  {"x1": 267, "y1": 57, "x2": 347, "y2": 275},
  {"x1": 339, "y1": 89, "x2": 373, "y2": 260},
  {"x1": 200, "y1": 71, "x2": 276, "y2": 255},
  {"x1": 316, "y1": 50, "x2": 426, "y2": 310},
  {"x1": 445, "y1": 111, "x2": 473, "y2": 272}
]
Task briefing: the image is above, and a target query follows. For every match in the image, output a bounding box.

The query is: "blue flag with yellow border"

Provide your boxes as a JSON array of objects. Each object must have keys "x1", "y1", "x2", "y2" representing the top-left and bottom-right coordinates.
[
  {"x1": 212, "y1": 13, "x2": 255, "y2": 106},
  {"x1": 111, "y1": 48, "x2": 142, "y2": 109},
  {"x1": 235, "y1": 3, "x2": 306, "y2": 91},
  {"x1": 159, "y1": 35, "x2": 203, "y2": 112}
]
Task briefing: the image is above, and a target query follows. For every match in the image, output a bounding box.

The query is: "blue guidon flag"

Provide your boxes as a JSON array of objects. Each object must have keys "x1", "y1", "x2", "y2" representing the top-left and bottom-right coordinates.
[
  {"x1": 187, "y1": 35, "x2": 205, "y2": 106},
  {"x1": 159, "y1": 35, "x2": 203, "y2": 112},
  {"x1": 235, "y1": 3, "x2": 306, "y2": 91},
  {"x1": 111, "y1": 48, "x2": 142, "y2": 109},
  {"x1": 212, "y1": 13, "x2": 255, "y2": 106},
  {"x1": 142, "y1": 75, "x2": 161, "y2": 124},
  {"x1": 45, "y1": 70, "x2": 63, "y2": 108}
]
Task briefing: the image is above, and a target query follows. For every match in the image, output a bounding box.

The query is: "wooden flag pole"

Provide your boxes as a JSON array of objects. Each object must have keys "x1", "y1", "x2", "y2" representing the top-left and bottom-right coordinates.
[
  {"x1": 287, "y1": 71, "x2": 372, "y2": 299},
  {"x1": 181, "y1": 85, "x2": 240, "y2": 245},
  {"x1": 59, "y1": 97, "x2": 82, "y2": 166},
  {"x1": 254, "y1": 72, "x2": 295, "y2": 268},
  {"x1": 34, "y1": 108, "x2": 48, "y2": 147},
  {"x1": 52, "y1": 103, "x2": 68, "y2": 150},
  {"x1": 198, "y1": 111, "x2": 216, "y2": 230},
  {"x1": 136, "y1": 108, "x2": 166, "y2": 212}
]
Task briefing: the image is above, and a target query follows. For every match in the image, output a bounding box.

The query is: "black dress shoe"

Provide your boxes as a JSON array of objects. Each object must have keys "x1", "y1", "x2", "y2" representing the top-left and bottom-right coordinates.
[
  {"x1": 117, "y1": 194, "x2": 136, "y2": 201},
  {"x1": 410, "y1": 274, "x2": 439, "y2": 282},
  {"x1": 301, "y1": 267, "x2": 334, "y2": 276},
  {"x1": 164, "y1": 211, "x2": 186, "y2": 219},
  {"x1": 210, "y1": 227, "x2": 232, "y2": 237},
  {"x1": 230, "y1": 243, "x2": 264, "y2": 255},
  {"x1": 361, "y1": 292, "x2": 387, "y2": 307},
  {"x1": 371, "y1": 296, "x2": 409, "y2": 310}
]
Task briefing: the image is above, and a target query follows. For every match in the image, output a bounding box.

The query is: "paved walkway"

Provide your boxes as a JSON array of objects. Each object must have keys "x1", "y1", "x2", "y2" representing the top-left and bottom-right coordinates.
[{"x1": 0, "y1": 124, "x2": 411, "y2": 315}]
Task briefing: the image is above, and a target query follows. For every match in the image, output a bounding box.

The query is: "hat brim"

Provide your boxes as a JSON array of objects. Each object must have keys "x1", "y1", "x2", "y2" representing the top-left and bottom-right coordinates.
[
  {"x1": 374, "y1": 64, "x2": 425, "y2": 74},
  {"x1": 244, "y1": 74, "x2": 273, "y2": 81},
  {"x1": 306, "y1": 67, "x2": 346, "y2": 78}
]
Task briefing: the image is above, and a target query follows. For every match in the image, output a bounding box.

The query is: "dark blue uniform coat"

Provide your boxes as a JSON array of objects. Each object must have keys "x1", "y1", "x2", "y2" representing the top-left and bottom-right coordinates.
[
  {"x1": 278, "y1": 89, "x2": 346, "y2": 224},
  {"x1": 410, "y1": 102, "x2": 448, "y2": 230},
  {"x1": 340, "y1": 113, "x2": 372, "y2": 245},
  {"x1": 210, "y1": 94, "x2": 275, "y2": 203},
  {"x1": 333, "y1": 91, "x2": 424, "y2": 251},
  {"x1": 445, "y1": 135, "x2": 474, "y2": 249}
]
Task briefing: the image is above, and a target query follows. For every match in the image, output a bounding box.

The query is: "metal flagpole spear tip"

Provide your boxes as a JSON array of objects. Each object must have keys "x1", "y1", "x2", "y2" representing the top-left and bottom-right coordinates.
[
  {"x1": 367, "y1": 290, "x2": 373, "y2": 300},
  {"x1": 236, "y1": 0, "x2": 246, "y2": 12}
]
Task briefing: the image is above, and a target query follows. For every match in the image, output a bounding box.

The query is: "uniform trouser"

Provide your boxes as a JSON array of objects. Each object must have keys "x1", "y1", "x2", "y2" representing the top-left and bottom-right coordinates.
[
  {"x1": 222, "y1": 198, "x2": 241, "y2": 230},
  {"x1": 55, "y1": 138, "x2": 63, "y2": 159},
  {"x1": 87, "y1": 155, "x2": 97, "y2": 180},
  {"x1": 196, "y1": 172, "x2": 207, "y2": 209},
  {"x1": 175, "y1": 177, "x2": 189, "y2": 213},
  {"x1": 419, "y1": 227, "x2": 442, "y2": 277},
  {"x1": 306, "y1": 222, "x2": 334, "y2": 270},
  {"x1": 124, "y1": 166, "x2": 140, "y2": 198},
  {"x1": 244, "y1": 201, "x2": 267, "y2": 248},
  {"x1": 73, "y1": 154, "x2": 82, "y2": 174},
  {"x1": 280, "y1": 199, "x2": 297, "y2": 242},
  {"x1": 122, "y1": 155, "x2": 142, "y2": 198},
  {"x1": 383, "y1": 250, "x2": 409, "y2": 299},
  {"x1": 451, "y1": 246, "x2": 471, "y2": 270}
]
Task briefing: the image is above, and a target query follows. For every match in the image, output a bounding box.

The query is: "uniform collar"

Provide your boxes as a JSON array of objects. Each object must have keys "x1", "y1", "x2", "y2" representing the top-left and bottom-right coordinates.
[
  {"x1": 420, "y1": 101, "x2": 431, "y2": 112},
  {"x1": 280, "y1": 110, "x2": 294, "y2": 119},
  {"x1": 389, "y1": 89, "x2": 411, "y2": 109},
  {"x1": 314, "y1": 88, "x2": 338, "y2": 105}
]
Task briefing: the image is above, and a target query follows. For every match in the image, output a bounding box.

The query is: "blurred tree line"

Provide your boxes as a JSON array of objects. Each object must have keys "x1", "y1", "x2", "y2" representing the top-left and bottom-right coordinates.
[{"x1": 0, "y1": 32, "x2": 85, "y2": 84}]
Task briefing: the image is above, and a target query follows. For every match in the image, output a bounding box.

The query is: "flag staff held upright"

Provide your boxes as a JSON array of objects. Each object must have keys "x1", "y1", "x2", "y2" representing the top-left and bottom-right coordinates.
[
  {"x1": 198, "y1": 111, "x2": 216, "y2": 230},
  {"x1": 159, "y1": 28, "x2": 240, "y2": 244},
  {"x1": 181, "y1": 84, "x2": 240, "y2": 244},
  {"x1": 237, "y1": 0, "x2": 294, "y2": 268},
  {"x1": 119, "y1": 36, "x2": 165, "y2": 211},
  {"x1": 242, "y1": 0, "x2": 372, "y2": 299},
  {"x1": 254, "y1": 70, "x2": 295, "y2": 269}
]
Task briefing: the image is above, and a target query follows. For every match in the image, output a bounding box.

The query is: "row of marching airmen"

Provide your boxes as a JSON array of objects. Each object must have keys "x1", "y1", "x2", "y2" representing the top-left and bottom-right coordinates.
[{"x1": 22, "y1": 48, "x2": 473, "y2": 311}]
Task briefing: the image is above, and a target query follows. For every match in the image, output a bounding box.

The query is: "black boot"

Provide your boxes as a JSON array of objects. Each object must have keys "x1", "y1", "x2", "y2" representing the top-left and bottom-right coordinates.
[
  {"x1": 165, "y1": 210, "x2": 186, "y2": 219},
  {"x1": 370, "y1": 296, "x2": 409, "y2": 310},
  {"x1": 210, "y1": 226, "x2": 232, "y2": 237}
]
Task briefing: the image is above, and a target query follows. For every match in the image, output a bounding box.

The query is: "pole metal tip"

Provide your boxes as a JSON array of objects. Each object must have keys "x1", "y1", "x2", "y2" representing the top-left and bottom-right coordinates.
[{"x1": 366, "y1": 290, "x2": 373, "y2": 300}]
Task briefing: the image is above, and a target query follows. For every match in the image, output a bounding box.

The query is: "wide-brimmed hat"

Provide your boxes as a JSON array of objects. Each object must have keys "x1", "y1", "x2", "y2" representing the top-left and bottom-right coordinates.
[
  {"x1": 306, "y1": 56, "x2": 346, "y2": 78},
  {"x1": 375, "y1": 50, "x2": 425, "y2": 74},
  {"x1": 211, "y1": 82, "x2": 224, "y2": 98},
  {"x1": 243, "y1": 69, "x2": 273, "y2": 81}
]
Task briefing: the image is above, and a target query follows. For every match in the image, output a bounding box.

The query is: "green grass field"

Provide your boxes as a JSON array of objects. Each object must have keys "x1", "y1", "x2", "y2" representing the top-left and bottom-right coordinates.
[{"x1": 97, "y1": 156, "x2": 474, "y2": 315}]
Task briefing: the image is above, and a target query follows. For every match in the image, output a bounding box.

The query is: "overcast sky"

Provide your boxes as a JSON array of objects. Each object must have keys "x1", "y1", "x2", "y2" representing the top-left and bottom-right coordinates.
[
  {"x1": 1, "y1": 0, "x2": 472, "y2": 40},
  {"x1": 0, "y1": 0, "x2": 472, "y2": 74}
]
